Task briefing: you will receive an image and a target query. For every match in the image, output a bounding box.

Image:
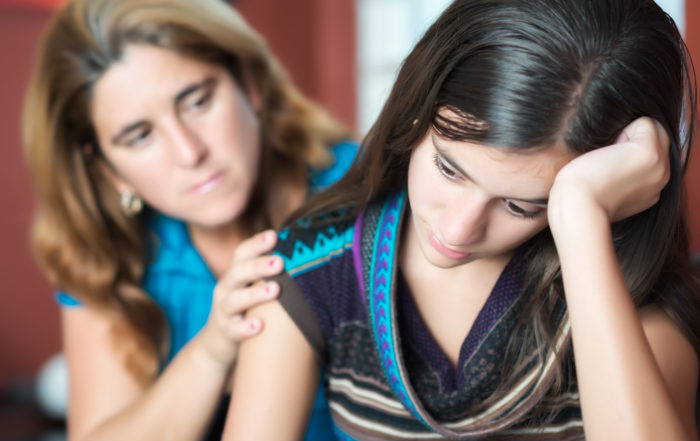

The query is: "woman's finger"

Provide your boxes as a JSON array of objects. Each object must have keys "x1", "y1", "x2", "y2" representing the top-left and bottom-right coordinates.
[
  {"x1": 218, "y1": 255, "x2": 284, "y2": 291},
  {"x1": 232, "y1": 229, "x2": 278, "y2": 262},
  {"x1": 218, "y1": 280, "x2": 280, "y2": 317},
  {"x1": 220, "y1": 316, "x2": 264, "y2": 341}
]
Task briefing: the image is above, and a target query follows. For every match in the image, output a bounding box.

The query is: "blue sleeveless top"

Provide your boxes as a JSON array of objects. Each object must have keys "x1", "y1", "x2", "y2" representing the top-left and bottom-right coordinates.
[{"x1": 57, "y1": 141, "x2": 358, "y2": 441}]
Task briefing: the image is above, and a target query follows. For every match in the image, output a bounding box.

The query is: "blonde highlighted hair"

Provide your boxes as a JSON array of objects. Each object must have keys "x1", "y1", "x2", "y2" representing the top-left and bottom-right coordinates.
[{"x1": 23, "y1": 0, "x2": 349, "y2": 383}]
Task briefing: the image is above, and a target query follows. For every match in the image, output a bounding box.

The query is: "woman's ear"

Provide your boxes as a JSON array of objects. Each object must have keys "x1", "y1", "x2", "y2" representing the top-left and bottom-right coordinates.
[{"x1": 93, "y1": 153, "x2": 134, "y2": 196}]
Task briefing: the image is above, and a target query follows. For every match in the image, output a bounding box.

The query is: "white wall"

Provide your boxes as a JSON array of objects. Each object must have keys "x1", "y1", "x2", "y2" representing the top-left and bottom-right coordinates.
[
  {"x1": 656, "y1": 0, "x2": 685, "y2": 35},
  {"x1": 356, "y1": 0, "x2": 451, "y2": 133}
]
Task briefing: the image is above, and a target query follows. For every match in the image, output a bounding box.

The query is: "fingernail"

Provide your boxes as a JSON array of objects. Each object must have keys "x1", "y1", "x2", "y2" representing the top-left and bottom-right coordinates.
[
  {"x1": 268, "y1": 257, "x2": 278, "y2": 268},
  {"x1": 249, "y1": 319, "x2": 260, "y2": 332},
  {"x1": 264, "y1": 283, "x2": 278, "y2": 297}
]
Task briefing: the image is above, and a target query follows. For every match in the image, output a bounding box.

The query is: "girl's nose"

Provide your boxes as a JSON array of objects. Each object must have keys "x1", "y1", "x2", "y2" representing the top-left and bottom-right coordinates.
[{"x1": 438, "y1": 192, "x2": 489, "y2": 247}]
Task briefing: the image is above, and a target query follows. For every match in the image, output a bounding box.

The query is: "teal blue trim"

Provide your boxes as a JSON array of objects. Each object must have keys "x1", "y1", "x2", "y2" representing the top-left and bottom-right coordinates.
[
  {"x1": 275, "y1": 225, "x2": 354, "y2": 277},
  {"x1": 367, "y1": 192, "x2": 427, "y2": 425}
]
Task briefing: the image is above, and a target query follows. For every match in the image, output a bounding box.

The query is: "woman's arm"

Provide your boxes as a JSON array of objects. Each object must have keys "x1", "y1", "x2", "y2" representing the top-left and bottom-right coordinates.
[
  {"x1": 64, "y1": 307, "x2": 231, "y2": 441},
  {"x1": 64, "y1": 231, "x2": 283, "y2": 441},
  {"x1": 548, "y1": 117, "x2": 699, "y2": 441},
  {"x1": 222, "y1": 299, "x2": 320, "y2": 441}
]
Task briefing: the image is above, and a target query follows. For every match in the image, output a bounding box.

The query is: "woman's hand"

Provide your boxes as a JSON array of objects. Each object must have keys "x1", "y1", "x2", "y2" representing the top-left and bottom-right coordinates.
[
  {"x1": 198, "y1": 229, "x2": 284, "y2": 367},
  {"x1": 548, "y1": 117, "x2": 670, "y2": 233}
]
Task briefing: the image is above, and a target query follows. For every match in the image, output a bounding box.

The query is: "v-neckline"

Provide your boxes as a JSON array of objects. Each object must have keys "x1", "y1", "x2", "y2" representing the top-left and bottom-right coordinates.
[{"x1": 396, "y1": 251, "x2": 526, "y2": 393}]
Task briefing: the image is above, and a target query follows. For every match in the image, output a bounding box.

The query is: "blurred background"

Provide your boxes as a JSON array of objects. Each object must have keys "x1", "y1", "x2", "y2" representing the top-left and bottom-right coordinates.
[{"x1": 0, "y1": 0, "x2": 698, "y2": 439}]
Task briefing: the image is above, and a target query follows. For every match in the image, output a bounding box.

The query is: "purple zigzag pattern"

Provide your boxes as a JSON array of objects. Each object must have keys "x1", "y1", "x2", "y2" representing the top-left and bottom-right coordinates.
[{"x1": 369, "y1": 193, "x2": 425, "y2": 423}]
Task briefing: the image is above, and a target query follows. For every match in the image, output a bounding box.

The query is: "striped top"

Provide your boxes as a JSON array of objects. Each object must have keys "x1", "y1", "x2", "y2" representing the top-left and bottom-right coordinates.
[{"x1": 274, "y1": 192, "x2": 583, "y2": 440}]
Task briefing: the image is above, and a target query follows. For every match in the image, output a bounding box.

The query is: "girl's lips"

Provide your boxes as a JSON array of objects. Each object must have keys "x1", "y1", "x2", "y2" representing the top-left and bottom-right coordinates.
[
  {"x1": 189, "y1": 171, "x2": 225, "y2": 194},
  {"x1": 428, "y1": 230, "x2": 471, "y2": 260}
]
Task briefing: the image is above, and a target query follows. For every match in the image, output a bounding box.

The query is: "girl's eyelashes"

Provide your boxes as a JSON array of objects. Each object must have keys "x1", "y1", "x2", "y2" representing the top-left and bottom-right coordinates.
[
  {"x1": 504, "y1": 199, "x2": 543, "y2": 219},
  {"x1": 433, "y1": 153, "x2": 460, "y2": 181},
  {"x1": 433, "y1": 151, "x2": 544, "y2": 220}
]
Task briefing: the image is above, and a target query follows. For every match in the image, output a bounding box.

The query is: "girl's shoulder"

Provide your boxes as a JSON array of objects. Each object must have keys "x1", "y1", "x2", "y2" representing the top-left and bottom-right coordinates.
[{"x1": 274, "y1": 211, "x2": 356, "y2": 278}]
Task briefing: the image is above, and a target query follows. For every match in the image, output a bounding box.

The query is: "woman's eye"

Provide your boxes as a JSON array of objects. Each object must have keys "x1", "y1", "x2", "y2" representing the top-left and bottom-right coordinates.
[
  {"x1": 433, "y1": 153, "x2": 459, "y2": 180},
  {"x1": 126, "y1": 127, "x2": 152, "y2": 147},
  {"x1": 504, "y1": 199, "x2": 542, "y2": 219},
  {"x1": 183, "y1": 89, "x2": 214, "y2": 113}
]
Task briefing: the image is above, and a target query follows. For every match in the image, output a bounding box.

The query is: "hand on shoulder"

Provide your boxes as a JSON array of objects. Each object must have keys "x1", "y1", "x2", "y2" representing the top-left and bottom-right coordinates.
[{"x1": 197, "y1": 229, "x2": 284, "y2": 367}]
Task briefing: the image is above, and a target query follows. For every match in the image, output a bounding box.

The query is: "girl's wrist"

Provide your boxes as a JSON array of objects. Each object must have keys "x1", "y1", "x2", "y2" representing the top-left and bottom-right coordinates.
[{"x1": 547, "y1": 180, "x2": 610, "y2": 245}]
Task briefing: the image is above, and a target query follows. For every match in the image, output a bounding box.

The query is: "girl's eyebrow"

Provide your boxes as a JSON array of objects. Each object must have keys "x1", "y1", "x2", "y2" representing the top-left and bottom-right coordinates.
[
  {"x1": 110, "y1": 77, "x2": 217, "y2": 145},
  {"x1": 431, "y1": 132, "x2": 549, "y2": 207}
]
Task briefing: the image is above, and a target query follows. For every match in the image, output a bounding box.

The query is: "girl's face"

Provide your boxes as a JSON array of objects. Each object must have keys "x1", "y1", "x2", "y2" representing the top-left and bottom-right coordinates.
[
  {"x1": 91, "y1": 44, "x2": 261, "y2": 228},
  {"x1": 406, "y1": 128, "x2": 573, "y2": 269}
]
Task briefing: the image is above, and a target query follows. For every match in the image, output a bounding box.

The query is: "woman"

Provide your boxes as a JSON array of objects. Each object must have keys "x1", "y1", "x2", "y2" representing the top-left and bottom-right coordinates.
[
  {"x1": 223, "y1": 0, "x2": 700, "y2": 439},
  {"x1": 22, "y1": 0, "x2": 355, "y2": 439}
]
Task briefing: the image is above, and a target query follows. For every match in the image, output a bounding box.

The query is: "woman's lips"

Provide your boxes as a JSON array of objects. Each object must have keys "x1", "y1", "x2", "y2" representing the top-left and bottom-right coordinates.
[
  {"x1": 189, "y1": 171, "x2": 225, "y2": 194},
  {"x1": 428, "y1": 230, "x2": 471, "y2": 260}
]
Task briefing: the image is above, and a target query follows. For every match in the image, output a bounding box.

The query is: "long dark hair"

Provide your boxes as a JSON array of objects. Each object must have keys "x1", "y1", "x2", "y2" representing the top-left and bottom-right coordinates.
[{"x1": 295, "y1": 0, "x2": 700, "y2": 418}]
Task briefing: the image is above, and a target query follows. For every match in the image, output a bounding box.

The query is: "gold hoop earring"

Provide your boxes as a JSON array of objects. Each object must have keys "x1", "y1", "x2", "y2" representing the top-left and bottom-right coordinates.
[{"x1": 120, "y1": 192, "x2": 143, "y2": 216}]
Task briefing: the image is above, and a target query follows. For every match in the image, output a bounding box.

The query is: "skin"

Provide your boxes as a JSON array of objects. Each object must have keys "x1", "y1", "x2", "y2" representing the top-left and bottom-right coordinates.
[
  {"x1": 548, "y1": 119, "x2": 699, "y2": 440},
  {"x1": 401, "y1": 130, "x2": 573, "y2": 366},
  {"x1": 223, "y1": 117, "x2": 698, "y2": 440},
  {"x1": 63, "y1": 44, "x2": 293, "y2": 441}
]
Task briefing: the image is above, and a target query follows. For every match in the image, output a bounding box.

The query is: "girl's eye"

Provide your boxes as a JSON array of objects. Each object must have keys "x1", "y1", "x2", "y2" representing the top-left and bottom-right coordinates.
[
  {"x1": 433, "y1": 153, "x2": 459, "y2": 180},
  {"x1": 504, "y1": 199, "x2": 542, "y2": 219}
]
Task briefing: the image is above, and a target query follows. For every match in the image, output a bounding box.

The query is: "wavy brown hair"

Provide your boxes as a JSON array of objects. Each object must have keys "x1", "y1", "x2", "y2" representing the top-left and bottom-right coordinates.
[
  {"x1": 294, "y1": 0, "x2": 700, "y2": 422},
  {"x1": 22, "y1": 0, "x2": 349, "y2": 383}
]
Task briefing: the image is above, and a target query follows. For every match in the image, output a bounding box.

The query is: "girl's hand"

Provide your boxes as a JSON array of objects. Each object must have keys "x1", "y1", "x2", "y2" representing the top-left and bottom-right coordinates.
[
  {"x1": 198, "y1": 230, "x2": 284, "y2": 367},
  {"x1": 548, "y1": 117, "x2": 670, "y2": 232}
]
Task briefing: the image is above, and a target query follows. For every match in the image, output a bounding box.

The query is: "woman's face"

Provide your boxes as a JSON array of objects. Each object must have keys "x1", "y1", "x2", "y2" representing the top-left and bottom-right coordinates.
[
  {"x1": 91, "y1": 44, "x2": 261, "y2": 228},
  {"x1": 406, "y1": 128, "x2": 573, "y2": 269}
]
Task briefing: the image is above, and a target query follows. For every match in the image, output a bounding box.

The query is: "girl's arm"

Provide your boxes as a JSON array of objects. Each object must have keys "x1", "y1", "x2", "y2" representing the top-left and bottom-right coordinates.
[
  {"x1": 222, "y1": 299, "x2": 320, "y2": 441},
  {"x1": 64, "y1": 231, "x2": 282, "y2": 441},
  {"x1": 548, "y1": 117, "x2": 699, "y2": 441}
]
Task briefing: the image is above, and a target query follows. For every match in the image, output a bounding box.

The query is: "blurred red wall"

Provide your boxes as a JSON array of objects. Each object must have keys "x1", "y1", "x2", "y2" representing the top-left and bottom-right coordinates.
[
  {"x1": 685, "y1": 1, "x2": 700, "y2": 253},
  {"x1": 235, "y1": 0, "x2": 356, "y2": 129},
  {"x1": 0, "y1": 7, "x2": 59, "y2": 392}
]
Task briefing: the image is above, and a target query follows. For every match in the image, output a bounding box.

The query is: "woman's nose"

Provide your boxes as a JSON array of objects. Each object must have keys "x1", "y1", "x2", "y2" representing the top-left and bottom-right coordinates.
[{"x1": 165, "y1": 119, "x2": 208, "y2": 167}]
